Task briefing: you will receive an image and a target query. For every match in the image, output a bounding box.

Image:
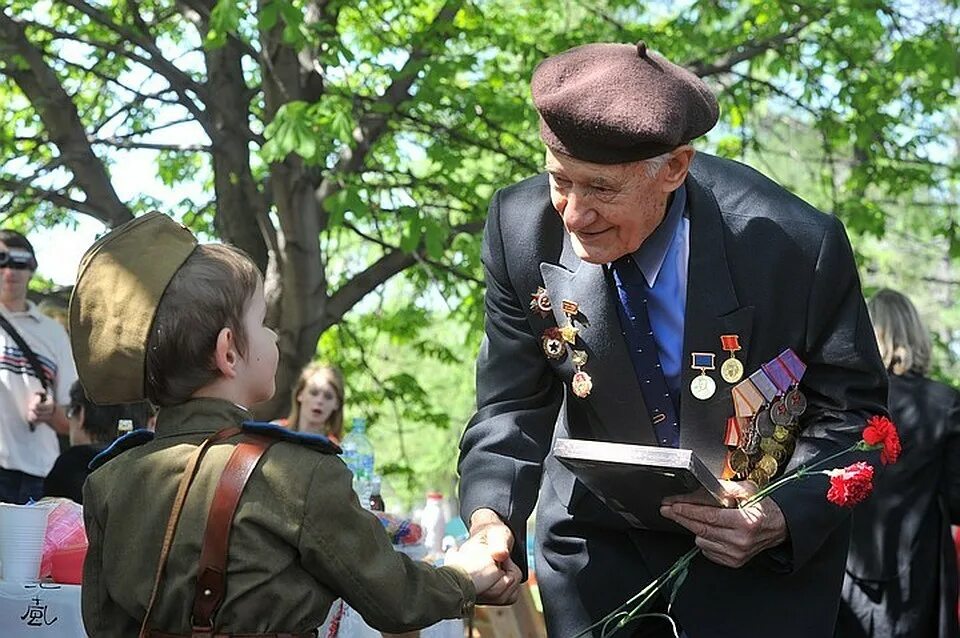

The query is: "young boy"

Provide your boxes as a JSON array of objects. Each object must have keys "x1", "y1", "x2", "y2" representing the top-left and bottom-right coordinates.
[{"x1": 70, "y1": 212, "x2": 507, "y2": 637}]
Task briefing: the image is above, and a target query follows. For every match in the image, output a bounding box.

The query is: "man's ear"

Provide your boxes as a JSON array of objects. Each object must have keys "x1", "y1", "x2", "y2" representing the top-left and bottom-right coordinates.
[
  {"x1": 213, "y1": 327, "x2": 239, "y2": 378},
  {"x1": 659, "y1": 145, "x2": 695, "y2": 192}
]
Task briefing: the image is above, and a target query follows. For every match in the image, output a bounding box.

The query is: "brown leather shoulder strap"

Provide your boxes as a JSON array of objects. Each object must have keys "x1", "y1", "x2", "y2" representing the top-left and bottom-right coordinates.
[
  {"x1": 139, "y1": 427, "x2": 244, "y2": 638},
  {"x1": 192, "y1": 434, "x2": 277, "y2": 633}
]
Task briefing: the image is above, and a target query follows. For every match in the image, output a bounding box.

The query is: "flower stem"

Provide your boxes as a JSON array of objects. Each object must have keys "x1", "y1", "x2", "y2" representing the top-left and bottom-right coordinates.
[
  {"x1": 741, "y1": 443, "x2": 865, "y2": 507},
  {"x1": 573, "y1": 547, "x2": 700, "y2": 638}
]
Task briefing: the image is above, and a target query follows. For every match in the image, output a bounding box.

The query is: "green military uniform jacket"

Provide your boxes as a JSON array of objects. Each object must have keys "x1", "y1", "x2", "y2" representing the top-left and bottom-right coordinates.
[{"x1": 81, "y1": 398, "x2": 475, "y2": 636}]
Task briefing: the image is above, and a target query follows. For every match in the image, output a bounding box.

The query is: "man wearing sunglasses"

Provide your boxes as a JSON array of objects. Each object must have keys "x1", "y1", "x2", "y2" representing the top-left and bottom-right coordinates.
[{"x1": 0, "y1": 230, "x2": 77, "y2": 503}]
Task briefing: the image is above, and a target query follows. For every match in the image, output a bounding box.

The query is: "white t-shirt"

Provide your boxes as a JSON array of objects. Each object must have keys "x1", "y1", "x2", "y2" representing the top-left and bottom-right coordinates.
[{"x1": 0, "y1": 302, "x2": 77, "y2": 477}]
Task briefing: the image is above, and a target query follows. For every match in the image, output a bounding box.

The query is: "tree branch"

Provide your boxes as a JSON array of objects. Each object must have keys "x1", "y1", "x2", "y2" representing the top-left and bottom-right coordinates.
[
  {"x1": 325, "y1": 249, "x2": 417, "y2": 325},
  {"x1": 314, "y1": 0, "x2": 465, "y2": 216},
  {"x1": 342, "y1": 219, "x2": 484, "y2": 286},
  {"x1": 687, "y1": 12, "x2": 827, "y2": 77},
  {"x1": 91, "y1": 138, "x2": 210, "y2": 152},
  {"x1": 21, "y1": 20, "x2": 213, "y2": 132},
  {"x1": 0, "y1": 176, "x2": 106, "y2": 220},
  {"x1": 58, "y1": 0, "x2": 210, "y2": 102},
  {"x1": 0, "y1": 10, "x2": 132, "y2": 227}
]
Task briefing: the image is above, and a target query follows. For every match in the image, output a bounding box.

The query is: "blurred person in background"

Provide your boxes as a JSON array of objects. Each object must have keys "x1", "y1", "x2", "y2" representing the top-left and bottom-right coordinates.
[
  {"x1": 836, "y1": 288, "x2": 960, "y2": 638},
  {"x1": 0, "y1": 229, "x2": 77, "y2": 503},
  {"x1": 43, "y1": 380, "x2": 154, "y2": 504},
  {"x1": 284, "y1": 363, "x2": 346, "y2": 444}
]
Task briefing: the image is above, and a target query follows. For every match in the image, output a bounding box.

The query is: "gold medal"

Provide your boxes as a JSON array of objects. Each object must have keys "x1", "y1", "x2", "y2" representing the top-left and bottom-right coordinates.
[
  {"x1": 719, "y1": 334, "x2": 744, "y2": 383},
  {"x1": 721, "y1": 357, "x2": 744, "y2": 384},
  {"x1": 748, "y1": 467, "x2": 771, "y2": 487},
  {"x1": 757, "y1": 454, "x2": 779, "y2": 477},
  {"x1": 772, "y1": 424, "x2": 791, "y2": 443},
  {"x1": 690, "y1": 374, "x2": 716, "y2": 400},
  {"x1": 729, "y1": 448, "x2": 750, "y2": 475}
]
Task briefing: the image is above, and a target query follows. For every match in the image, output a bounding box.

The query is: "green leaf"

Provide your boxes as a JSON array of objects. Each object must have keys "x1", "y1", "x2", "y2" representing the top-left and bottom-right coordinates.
[
  {"x1": 424, "y1": 219, "x2": 445, "y2": 259},
  {"x1": 259, "y1": 1, "x2": 280, "y2": 32}
]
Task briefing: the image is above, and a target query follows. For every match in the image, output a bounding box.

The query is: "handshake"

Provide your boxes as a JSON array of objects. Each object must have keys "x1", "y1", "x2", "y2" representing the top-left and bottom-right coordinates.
[{"x1": 442, "y1": 508, "x2": 523, "y2": 605}]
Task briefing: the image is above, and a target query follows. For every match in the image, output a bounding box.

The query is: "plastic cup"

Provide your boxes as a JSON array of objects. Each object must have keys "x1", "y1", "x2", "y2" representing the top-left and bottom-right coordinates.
[{"x1": 0, "y1": 502, "x2": 52, "y2": 582}]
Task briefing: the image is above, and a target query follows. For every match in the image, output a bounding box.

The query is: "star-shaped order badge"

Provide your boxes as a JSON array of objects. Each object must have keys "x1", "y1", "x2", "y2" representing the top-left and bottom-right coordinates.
[{"x1": 530, "y1": 286, "x2": 552, "y2": 318}]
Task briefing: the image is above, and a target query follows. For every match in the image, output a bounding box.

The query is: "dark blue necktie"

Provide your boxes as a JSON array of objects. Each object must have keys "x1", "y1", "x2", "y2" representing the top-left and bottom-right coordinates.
[{"x1": 611, "y1": 256, "x2": 680, "y2": 447}]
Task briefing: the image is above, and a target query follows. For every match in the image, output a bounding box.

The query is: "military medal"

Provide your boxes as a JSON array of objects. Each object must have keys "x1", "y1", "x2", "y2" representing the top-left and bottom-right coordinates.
[
  {"x1": 571, "y1": 370, "x2": 593, "y2": 398},
  {"x1": 689, "y1": 352, "x2": 717, "y2": 400},
  {"x1": 769, "y1": 398, "x2": 792, "y2": 426},
  {"x1": 786, "y1": 388, "x2": 807, "y2": 416},
  {"x1": 719, "y1": 335, "x2": 744, "y2": 383},
  {"x1": 754, "y1": 408, "x2": 776, "y2": 438},
  {"x1": 540, "y1": 327, "x2": 566, "y2": 361},
  {"x1": 778, "y1": 349, "x2": 808, "y2": 417},
  {"x1": 560, "y1": 299, "x2": 580, "y2": 319},
  {"x1": 757, "y1": 454, "x2": 779, "y2": 477},
  {"x1": 772, "y1": 424, "x2": 792, "y2": 443},
  {"x1": 729, "y1": 448, "x2": 750, "y2": 475},
  {"x1": 530, "y1": 287, "x2": 552, "y2": 317},
  {"x1": 571, "y1": 349, "x2": 588, "y2": 367},
  {"x1": 559, "y1": 324, "x2": 579, "y2": 344}
]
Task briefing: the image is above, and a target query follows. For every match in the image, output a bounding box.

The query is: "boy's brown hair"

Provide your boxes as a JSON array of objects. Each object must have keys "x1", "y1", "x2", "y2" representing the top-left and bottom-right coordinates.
[{"x1": 145, "y1": 244, "x2": 260, "y2": 406}]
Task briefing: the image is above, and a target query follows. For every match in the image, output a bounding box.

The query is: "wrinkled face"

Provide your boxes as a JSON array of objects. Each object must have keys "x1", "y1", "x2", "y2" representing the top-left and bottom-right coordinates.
[
  {"x1": 296, "y1": 373, "x2": 341, "y2": 433},
  {"x1": 0, "y1": 240, "x2": 32, "y2": 301},
  {"x1": 545, "y1": 149, "x2": 673, "y2": 264},
  {"x1": 236, "y1": 280, "x2": 279, "y2": 406}
]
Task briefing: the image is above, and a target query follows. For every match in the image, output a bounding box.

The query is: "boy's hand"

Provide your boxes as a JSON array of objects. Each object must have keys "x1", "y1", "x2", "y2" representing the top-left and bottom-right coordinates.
[{"x1": 444, "y1": 537, "x2": 505, "y2": 596}]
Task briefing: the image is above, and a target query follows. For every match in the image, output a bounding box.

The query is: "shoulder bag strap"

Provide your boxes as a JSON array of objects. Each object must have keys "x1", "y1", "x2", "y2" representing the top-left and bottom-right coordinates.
[
  {"x1": 138, "y1": 427, "x2": 244, "y2": 638},
  {"x1": 191, "y1": 434, "x2": 277, "y2": 633},
  {"x1": 0, "y1": 311, "x2": 51, "y2": 391}
]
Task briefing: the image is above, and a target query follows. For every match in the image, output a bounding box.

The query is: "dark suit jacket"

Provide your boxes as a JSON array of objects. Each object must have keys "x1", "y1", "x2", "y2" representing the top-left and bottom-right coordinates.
[
  {"x1": 459, "y1": 153, "x2": 889, "y2": 637},
  {"x1": 837, "y1": 373, "x2": 960, "y2": 638}
]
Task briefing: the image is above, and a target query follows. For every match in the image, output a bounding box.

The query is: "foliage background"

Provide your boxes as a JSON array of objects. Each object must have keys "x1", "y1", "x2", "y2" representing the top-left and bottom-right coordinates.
[{"x1": 1, "y1": 0, "x2": 958, "y2": 510}]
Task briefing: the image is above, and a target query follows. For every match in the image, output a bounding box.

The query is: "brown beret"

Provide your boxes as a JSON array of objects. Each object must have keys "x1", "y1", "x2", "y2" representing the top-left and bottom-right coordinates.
[
  {"x1": 69, "y1": 212, "x2": 197, "y2": 403},
  {"x1": 532, "y1": 41, "x2": 719, "y2": 164}
]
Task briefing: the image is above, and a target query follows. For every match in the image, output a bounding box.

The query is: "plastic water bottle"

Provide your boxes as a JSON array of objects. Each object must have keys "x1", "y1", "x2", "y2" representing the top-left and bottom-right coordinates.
[
  {"x1": 341, "y1": 417, "x2": 375, "y2": 508},
  {"x1": 421, "y1": 491, "x2": 447, "y2": 556}
]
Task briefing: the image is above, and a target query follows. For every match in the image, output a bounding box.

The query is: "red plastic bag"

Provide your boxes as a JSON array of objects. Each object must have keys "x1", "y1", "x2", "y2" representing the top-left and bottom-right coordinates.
[{"x1": 39, "y1": 498, "x2": 87, "y2": 583}]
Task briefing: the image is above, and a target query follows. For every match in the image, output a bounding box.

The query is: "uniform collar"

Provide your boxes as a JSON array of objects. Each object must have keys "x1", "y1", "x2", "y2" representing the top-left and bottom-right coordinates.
[
  {"x1": 627, "y1": 183, "x2": 687, "y2": 287},
  {"x1": 154, "y1": 397, "x2": 252, "y2": 438}
]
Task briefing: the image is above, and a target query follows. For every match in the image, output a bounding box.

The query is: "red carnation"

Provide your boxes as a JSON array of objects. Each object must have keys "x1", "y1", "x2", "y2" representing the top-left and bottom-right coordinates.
[
  {"x1": 862, "y1": 415, "x2": 901, "y2": 465},
  {"x1": 826, "y1": 462, "x2": 875, "y2": 507}
]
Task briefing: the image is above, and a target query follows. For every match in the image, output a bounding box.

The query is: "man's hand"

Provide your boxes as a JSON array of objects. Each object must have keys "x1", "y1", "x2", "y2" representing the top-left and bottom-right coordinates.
[
  {"x1": 659, "y1": 480, "x2": 788, "y2": 568},
  {"x1": 468, "y1": 508, "x2": 522, "y2": 605},
  {"x1": 26, "y1": 392, "x2": 69, "y2": 434},
  {"x1": 27, "y1": 392, "x2": 54, "y2": 424}
]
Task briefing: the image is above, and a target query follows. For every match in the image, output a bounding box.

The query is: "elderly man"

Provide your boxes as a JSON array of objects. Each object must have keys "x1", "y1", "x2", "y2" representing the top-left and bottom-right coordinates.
[
  {"x1": 0, "y1": 230, "x2": 77, "y2": 503},
  {"x1": 457, "y1": 42, "x2": 888, "y2": 637}
]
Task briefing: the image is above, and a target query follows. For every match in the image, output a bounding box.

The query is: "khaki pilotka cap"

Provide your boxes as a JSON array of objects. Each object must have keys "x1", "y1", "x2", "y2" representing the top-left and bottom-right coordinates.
[
  {"x1": 69, "y1": 212, "x2": 198, "y2": 403},
  {"x1": 531, "y1": 41, "x2": 720, "y2": 164}
]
